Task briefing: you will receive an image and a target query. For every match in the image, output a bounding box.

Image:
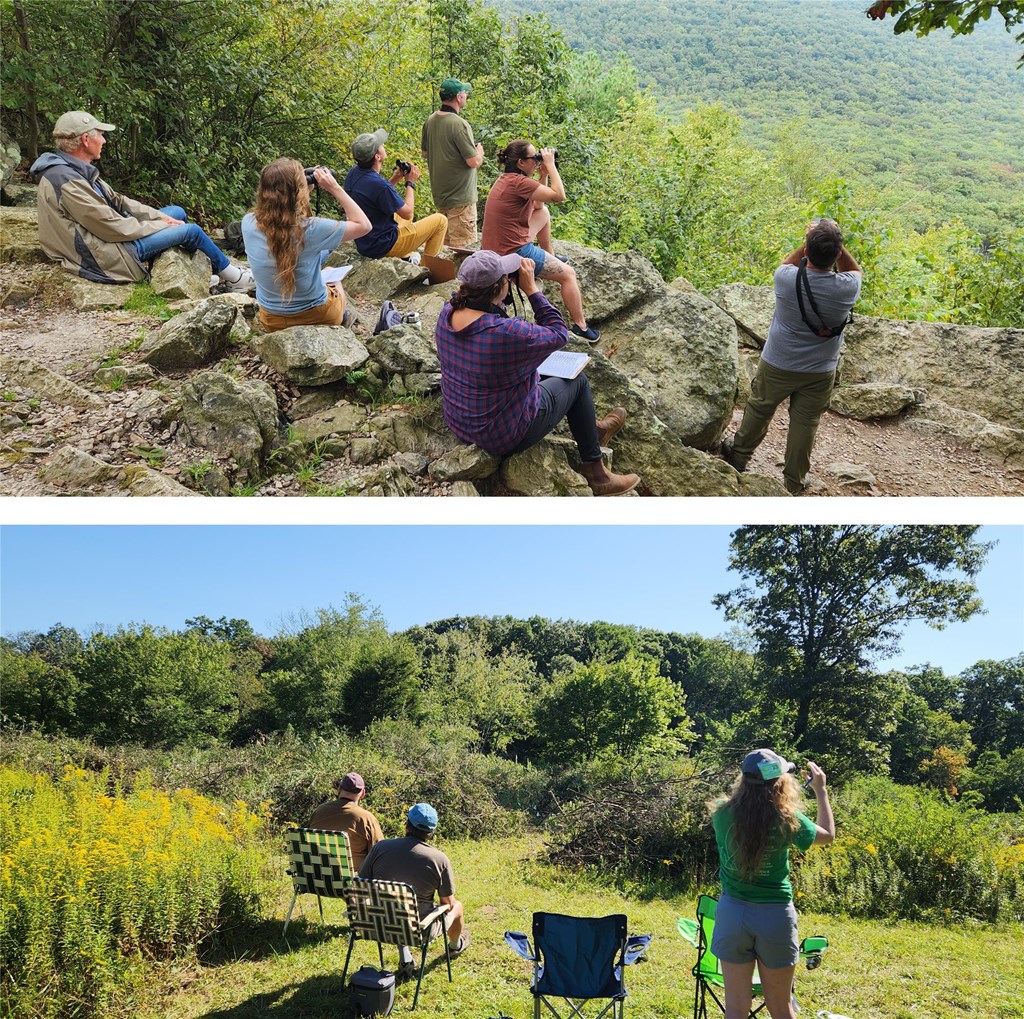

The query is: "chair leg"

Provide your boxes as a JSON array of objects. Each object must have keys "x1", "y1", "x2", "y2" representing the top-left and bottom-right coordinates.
[
  {"x1": 444, "y1": 931, "x2": 452, "y2": 982},
  {"x1": 317, "y1": 894, "x2": 324, "y2": 925},
  {"x1": 412, "y1": 943, "x2": 429, "y2": 1010},
  {"x1": 378, "y1": 942, "x2": 385, "y2": 969},
  {"x1": 341, "y1": 933, "x2": 356, "y2": 985},
  {"x1": 282, "y1": 892, "x2": 300, "y2": 936}
]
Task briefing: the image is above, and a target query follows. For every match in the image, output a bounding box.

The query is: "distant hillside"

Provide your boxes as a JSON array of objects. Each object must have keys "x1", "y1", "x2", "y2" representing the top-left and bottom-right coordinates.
[{"x1": 499, "y1": 0, "x2": 1024, "y2": 233}]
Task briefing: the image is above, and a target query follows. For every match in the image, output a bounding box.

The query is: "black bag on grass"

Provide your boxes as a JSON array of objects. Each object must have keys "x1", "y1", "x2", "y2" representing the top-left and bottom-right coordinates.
[{"x1": 347, "y1": 966, "x2": 395, "y2": 1017}]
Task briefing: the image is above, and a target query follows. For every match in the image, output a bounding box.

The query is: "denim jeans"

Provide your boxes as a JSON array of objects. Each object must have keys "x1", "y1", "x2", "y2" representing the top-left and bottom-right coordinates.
[
  {"x1": 132, "y1": 205, "x2": 229, "y2": 273},
  {"x1": 508, "y1": 373, "x2": 602, "y2": 463}
]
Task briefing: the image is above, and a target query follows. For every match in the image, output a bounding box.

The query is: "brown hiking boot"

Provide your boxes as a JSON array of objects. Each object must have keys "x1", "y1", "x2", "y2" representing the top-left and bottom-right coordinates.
[
  {"x1": 596, "y1": 407, "x2": 628, "y2": 446},
  {"x1": 579, "y1": 459, "x2": 640, "y2": 496}
]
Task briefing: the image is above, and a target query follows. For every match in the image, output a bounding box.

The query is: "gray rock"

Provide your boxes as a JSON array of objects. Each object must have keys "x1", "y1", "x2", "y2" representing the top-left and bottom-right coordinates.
[
  {"x1": 294, "y1": 402, "x2": 366, "y2": 442},
  {"x1": 371, "y1": 404, "x2": 457, "y2": 458},
  {"x1": 841, "y1": 316, "x2": 1024, "y2": 431},
  {"x1": 39, "y1": 445, "x2": 119, "y2": 491},
  {"x1": 252, "y1": 325, "x2": 369, "y2": 386},
  {"x1": 824, "y1": 461, "x2": 877, "y2": 486},
  {"x1": 500, "y1": 442, "x2": 593, "y2": 497},
  {"x1": 709, "y1": 283, "x2": 775, "y2": 349},
  {"x1": 448, "y1": 480, "x2": 480, "y2": 497},
  {"x1": 366, "y1": 324, "x2": 440, "y2": 374},
  {"x1": 829, "y1": 383, "x2": 920, "y2": 420},
  {"x1": 905, "y1": 400, "x2": 1024, "y2": 467},
  {"x1": 669, "y1": 276, "x2": 699, "y2": 295},
  {"x1": 120, "y1": 464, "x2": 201, "y2": 496},
  {"x1": 429, "y1": 444, "x2": 500, "y2": 481},
  {"x1": 94, "y1": 364, "x2": 157, "y2": 388},
  {"x1": 150, "y1": 247, "x2": 212, "y2": 301},
  {"x1": 737, "y1": 348, "x2": 762, "y2": 407},
  {"x1": 1, "y1": 413, "x2": 23, "y2": 431},
  {"x1": 549, "y1": 241, "x2": 667, "y2": 322},
  {"x1": 349, "y1": 436, "x2": 382, "y2": 465},
  {"x1": 70, "y1": 279, "x2": 134, "y2": 310},
  {"x1": 0, "y1": 128, "x2": 19, "y2": 188},
  {"x1": 404, "y1": 372, "x2": 442, "y2": 395},
  {"x1": 394, "y1": 452, "x2": 429, "y2": 477},
  {"x1": 179, "y1": 371, "x2": 280, "y2": 473},
  {"x1": 601, "y1": 289, "x2": 738, "y2": 448},
  {"x1": 345, "y1": 257, "x2": 429, "y2": 304},
  {"x1": 141, "y1": 298, "x2": 237, "y2": 370},
  {"x1": 199, "y1": 467, "x2": 232, "y2": 497},
  {"x1": 291, "y1": 384, "x2": 349, "y2": 418},
  {"x1": 347, "y1": 464, "x2": 417, "y2": 496},
  {"x1": 0, "y1": 206, "x2": 46, "y2": 263},
  {"x1": 128, "y1": 390, "x2": 166, "y2": 418},
  {"x1": 1, "y1": 183, "x2": 37, "y2": 207},
  {"x1": 0, "y1": 354, "x2": 104, "y2": 409}
]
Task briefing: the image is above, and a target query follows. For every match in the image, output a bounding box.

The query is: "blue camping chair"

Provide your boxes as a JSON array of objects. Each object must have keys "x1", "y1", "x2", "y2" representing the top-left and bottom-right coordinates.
[{"x1": 506, "y1": 912, "x2": 651, "y2": 1019}]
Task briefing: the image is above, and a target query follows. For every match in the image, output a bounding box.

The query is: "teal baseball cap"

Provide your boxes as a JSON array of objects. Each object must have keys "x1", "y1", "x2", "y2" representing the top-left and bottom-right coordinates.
[
  {"x1": 742, "y1": 748, "x2": 796, "y2": 783},
  {"x1": 407, "y1": 802, "x2": 438, "y2": 832},
  {"x1": 440, "y1": 77, "x2": 471, "y2": 99}
]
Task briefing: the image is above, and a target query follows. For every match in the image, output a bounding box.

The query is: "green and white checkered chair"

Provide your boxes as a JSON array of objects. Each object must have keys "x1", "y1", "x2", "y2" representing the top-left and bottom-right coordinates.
[
  {"x1": 282, "y1": 827, "x2": 355, "y2": 935},
  {"x1": 340, "y1": 876, "x2": 452, "y2": 1009}
]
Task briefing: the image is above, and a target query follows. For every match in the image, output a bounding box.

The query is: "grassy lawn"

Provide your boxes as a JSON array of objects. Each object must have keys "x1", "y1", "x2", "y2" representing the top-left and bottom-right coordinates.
[{"x1": 144, "y1": 837, "x2": 1023, "y2": 1019}]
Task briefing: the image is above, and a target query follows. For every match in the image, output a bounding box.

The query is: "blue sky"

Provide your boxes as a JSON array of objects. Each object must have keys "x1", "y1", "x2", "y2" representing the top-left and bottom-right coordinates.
[{"x1": 1, "y1": 524, "x2": 1020, "y2": 674}]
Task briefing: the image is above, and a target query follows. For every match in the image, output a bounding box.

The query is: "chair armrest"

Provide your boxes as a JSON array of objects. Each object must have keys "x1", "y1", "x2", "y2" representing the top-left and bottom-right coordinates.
[{"x1": 419, "y1": 903, "x2": 451, "y2": 931}]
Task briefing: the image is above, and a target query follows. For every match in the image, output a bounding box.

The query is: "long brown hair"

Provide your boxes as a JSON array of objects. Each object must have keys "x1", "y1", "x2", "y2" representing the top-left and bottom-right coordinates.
[
  {"x1": 711, "y1": 771, "x2": 801, "y2": 879},
  {"x1": 253, "y1": 158, "x2": 311, "y2": 300}
]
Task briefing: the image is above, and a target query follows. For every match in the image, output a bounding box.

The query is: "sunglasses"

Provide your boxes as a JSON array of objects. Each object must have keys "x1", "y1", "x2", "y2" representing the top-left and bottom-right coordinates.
[{"x1": 523, "y1": 154, "x2": 543, "y2": 162}]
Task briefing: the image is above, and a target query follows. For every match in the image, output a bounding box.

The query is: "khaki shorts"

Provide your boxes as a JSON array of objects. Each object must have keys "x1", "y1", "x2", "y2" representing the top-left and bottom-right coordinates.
[
  {"x1": 259, "y1": 284, "x2": 345, "y2": 333},
  {"x1": 438, "y1": 203, "x2": 478, "y2": 247}
]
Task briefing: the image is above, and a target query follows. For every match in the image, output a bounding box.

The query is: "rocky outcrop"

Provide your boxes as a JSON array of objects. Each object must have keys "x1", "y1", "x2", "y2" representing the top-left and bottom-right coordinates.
[
  {"x1": 141, "y1": 298, "x2": 238, "y2": 370},
  {"x1": 428, "y1": 444, "x2": 500, "y2": 482},
  {"x1": 0, "y1": 128, "x2": 19, "y2": 189},
  {"x1": 709, "y1": 283, "x2": 773, "y2": 348},
  {"x1": 0, "y1": 354, "x2": 104, "y2": 409},
  {"x1": 0, "y1": 206, "x2": 45, "y2": 263},
  {"x1": 70, "y1": 280, "x2": 133, "y2": 310},
  {"x1": 501, "y1": 442, "x2": 594, "y2": 497},
  {"x1": 252, "y1": 325, "x2": 369, "y2": 386},
  {"x1": 150, "y1": 247, "x2": 212, "y2": 301},
  {"x1": 905, "y1": 400, "x2": 1024, "y2": 467},
  {"x1": 549, "y1": 241, "x2": 667, "y2": 322},
  {"x1": 38, "y1": 444, "x2": 198, "y2": 496},
  {"x1": 829, "y1": 383, "x2": 922, "y2": 420}
]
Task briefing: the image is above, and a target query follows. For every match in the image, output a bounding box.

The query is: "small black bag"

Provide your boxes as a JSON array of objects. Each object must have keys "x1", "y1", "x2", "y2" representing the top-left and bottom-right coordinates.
[
  {"x1": 348, "y1": 966, "x2": 395, "y2": 1017},
  {"x1": 223, "y1": 220, "x2": 246, "y2": 257}
]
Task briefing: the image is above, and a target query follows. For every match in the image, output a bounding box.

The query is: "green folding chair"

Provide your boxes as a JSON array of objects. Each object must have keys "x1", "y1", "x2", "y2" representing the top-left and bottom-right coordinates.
[
  {"x1": 282, "y1": 826, "x2": 355, "y2": 935},
  {"x1": 676, "y1": 894, "x2": 827, "y2": 1019}
]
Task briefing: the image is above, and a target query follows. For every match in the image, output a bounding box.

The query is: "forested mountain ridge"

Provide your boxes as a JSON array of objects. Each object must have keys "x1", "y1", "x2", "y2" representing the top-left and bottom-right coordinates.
[{"x1": 505, "y1": 0, "x2": 1024, "y2": 233}]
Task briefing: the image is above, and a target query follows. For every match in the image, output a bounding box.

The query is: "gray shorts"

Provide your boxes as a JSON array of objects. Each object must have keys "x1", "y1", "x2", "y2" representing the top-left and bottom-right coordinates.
[{"x1": 710, "y1": 892, "x2": 799, "y2": 969}]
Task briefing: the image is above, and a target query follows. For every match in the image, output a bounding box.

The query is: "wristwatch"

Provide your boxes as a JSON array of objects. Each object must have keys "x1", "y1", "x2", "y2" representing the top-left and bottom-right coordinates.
[{"x1": 406, "y1": 181, "x2": 416, "y2": 190}]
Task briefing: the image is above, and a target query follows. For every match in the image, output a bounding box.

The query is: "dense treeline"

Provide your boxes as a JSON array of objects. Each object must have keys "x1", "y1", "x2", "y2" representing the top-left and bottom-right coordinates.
[
  {"x1": 3, "y1": 601, "x2": 1020, "y2": 812},
  {"x1": 2, "y1": 0, "x2": 1021, "y2": 325}
]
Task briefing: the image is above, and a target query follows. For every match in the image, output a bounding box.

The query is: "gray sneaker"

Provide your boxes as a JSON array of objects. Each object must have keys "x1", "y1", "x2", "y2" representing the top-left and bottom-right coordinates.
[{"x1": 449, "y1": 928, "x2": 471, "y2": 957}]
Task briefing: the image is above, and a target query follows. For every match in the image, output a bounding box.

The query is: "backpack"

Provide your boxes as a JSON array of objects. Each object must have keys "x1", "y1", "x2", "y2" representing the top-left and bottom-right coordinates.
[{"x1": 223, "y1": 220, "x2": 246, "y2": 257}]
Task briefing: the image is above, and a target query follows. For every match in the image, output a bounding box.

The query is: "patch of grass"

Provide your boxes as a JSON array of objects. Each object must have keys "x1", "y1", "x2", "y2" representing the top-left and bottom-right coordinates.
[
  {"x1": 98, "y1": 333, "x2": 145, "y2": 369},
  {"x1": 124, "y1": 283, "x2": 175, "y2": 320},
  {"x1": 1, "y1": 390, "x2": 17, "y2": 402},
  {"x1": 230, "y1": 480, "x2": 263, "y2": 497},
  {"x1": 309, "y1": 483, "x2": 350, "y2": 497},
  {"x1": 138, "y1": 835, "x2": 1024, "y2": 1019},
  {"x1": 129, "y1": 446, "x2": 168, "y2": 468},
  {"x1": 182, "y1": 458, "x2": 214, "y2": 484},
  {"x1": 105, "y1": 372, "x2": 126, "y2": 392}
]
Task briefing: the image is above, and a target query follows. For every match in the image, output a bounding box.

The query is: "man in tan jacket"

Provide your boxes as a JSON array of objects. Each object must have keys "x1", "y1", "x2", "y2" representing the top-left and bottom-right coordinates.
[
  {"x1": 307, "y1": 771, "x2": 384, "y2": 872},
  {"x1": 31, "y1": 111, "x2": 251, "y2": 289}
]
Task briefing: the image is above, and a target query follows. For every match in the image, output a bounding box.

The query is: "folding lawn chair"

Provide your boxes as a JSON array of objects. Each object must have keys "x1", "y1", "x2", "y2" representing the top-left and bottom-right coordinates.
[
  {"x1": 340, "y1": 877, "x2": 452, "y2": 1010},
  {"x1": 676, "y1": 894, "x2": 828, "y2": 1019},
  {"x1": 505, "y1": 911, "x2": 651, "y2": 1019},
  {"x1": 282, "y1": 827, "x2": 355, "y2": 935}
]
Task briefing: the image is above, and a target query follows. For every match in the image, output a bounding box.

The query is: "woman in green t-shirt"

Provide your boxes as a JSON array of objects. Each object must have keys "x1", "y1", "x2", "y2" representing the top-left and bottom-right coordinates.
[{"x1": 709, "y1": 749, "x2": 834, "y2": 1019}]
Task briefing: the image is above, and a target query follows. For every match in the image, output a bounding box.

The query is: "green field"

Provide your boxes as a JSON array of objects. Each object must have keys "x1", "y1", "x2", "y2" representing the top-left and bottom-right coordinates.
[{"x1": 144, "y1": 837, "x2": 1024, "y2": 1019}]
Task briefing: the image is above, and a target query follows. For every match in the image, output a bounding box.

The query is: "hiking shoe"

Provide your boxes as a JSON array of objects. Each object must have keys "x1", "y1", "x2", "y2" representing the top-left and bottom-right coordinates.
[
  {"x1": 719, "y1": 435, "x2": 747, "y2": 473},
  {"x1": 571, "y1": 323, "x2": 601, "y2": 344},
  {"x1": 341, "y1": 307, "x2": 355, "y2": 328},
  {"x1": 449, "y1": 929, "x2": 471, "y2": 957},
  {"x1": 397, "y1": 961, "x2": 418, "y2": 982},
  {"x1": 596, "y1": 407, "x2": 627, "y2": 446},
  {"x1": 225, "y1": 265, "x2": 255, "y2": 293}
]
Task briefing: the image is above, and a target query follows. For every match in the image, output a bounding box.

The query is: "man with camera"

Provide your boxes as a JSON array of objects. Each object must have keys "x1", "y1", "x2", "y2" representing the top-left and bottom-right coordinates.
[
  {"x1": 343, "y1": 128, "x2": 447, "y2": 262},
  {"x1": 420, "y1": 77, "x2": 485, "y2": 247},
  {"x1": 720, "y1": 218, "x2": 862, "y2": 494}
]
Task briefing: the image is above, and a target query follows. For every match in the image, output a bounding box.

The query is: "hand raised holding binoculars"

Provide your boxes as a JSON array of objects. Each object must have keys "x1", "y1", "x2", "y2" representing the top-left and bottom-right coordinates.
[
  {"x1": 539, "y1": 147, "x2": 558, "y2": 172},
  {"x1": 516, "y1": 256, "x2": 539, "y2": 296},
  {"x1": 311, "y1": 167, "x2": 343, "y2": 198}
]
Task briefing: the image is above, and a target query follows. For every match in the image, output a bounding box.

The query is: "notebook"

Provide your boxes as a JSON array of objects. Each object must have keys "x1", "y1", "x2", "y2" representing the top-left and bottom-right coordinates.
[{"x1": 537, "y1": 351, "x2": 590, "y2": 379}]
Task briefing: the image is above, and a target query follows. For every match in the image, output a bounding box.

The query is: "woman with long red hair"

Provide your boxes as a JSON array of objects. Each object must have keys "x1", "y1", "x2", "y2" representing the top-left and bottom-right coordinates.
[
  {"x1": 709, "y1": 749, "x2": 834, "y2": 1019},
  {"x1": 243, "y1": 159, "x2": 370, "y2": 333}
]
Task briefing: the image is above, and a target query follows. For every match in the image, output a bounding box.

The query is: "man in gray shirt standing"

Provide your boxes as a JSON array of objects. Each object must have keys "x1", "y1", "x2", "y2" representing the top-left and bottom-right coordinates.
[
  {"x1": 358, "y1": 802, "x2": 469, "y2": 979},
  {"x1": 721, "y1": 219, "x2": 862, "y2": 494}
]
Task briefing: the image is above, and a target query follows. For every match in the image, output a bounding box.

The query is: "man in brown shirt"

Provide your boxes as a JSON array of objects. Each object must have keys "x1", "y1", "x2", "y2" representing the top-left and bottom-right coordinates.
[{"x1": 307, "y1": 772, "x2": 384, "y2": 872}]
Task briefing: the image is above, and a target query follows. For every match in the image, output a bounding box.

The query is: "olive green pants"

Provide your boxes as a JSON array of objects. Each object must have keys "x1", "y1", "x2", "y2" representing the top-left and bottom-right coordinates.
[{"x1": 732, "y1": 359, "x2": 835, "y2": 494}]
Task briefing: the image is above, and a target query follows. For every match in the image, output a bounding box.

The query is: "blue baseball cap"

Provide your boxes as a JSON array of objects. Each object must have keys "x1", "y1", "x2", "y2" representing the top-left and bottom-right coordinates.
[
  {"x1": 742, "y1": 748, "x2": 796, "y2": 783},
  {"x1": 407, "y1": 802, "x2": 438, "y2": 832}
]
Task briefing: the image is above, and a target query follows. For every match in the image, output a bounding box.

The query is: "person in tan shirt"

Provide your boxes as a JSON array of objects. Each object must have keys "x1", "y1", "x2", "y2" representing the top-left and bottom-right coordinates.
[{"x1": 307, "y1": 771, "x2": 384, "y2": 872}]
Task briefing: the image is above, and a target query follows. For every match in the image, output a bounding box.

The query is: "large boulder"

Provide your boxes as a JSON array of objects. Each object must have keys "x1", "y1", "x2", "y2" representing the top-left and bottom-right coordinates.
[
  {"x1": 0, "y1": 128, "x2": 19, "y2": 188},
  {"x1": 344, "y1": 257, "x2": 429, "y2": 304},
  {"x1": 370, "y1": 403, "x2": 458, "y2": 459},
  {"x1": 600, "y1": 289, "x2": 738, "y2": 449},
  {"x1": 584, "y1": 353, "x2": 787, "y2": 496},
  {"x1": 140, "y1": 298, "x2": 237, "y2": 370},
  {"x1": 179, "y1": 371, "x2": 280, "y2": 473},
  {"x1": 829, "y1": 383, "x2": 921, "y2": 420},
  {"x1": 366, "y1": 324, "x2": 439, "y2": 375},
  {"x1": 841, "y1": 317, "x2": 1024, "y2": 431},
  {"x1": 549, "y1": 241, "x2": 667, "y2": 322},
  {"x1": 70, "y1": 279, "x2": 133, "y2": 310},
  {"x1": 709, "y1": 283, "x2": 774, "y2": 348},
  {"x1": 428, "y1": 444, "x2": 499, "y2": 481},
  {"x1": 150, "y1": 247, "x2": 212, "y2": 301},
  {"x1": 0, "y1": 354, "x2": 104, "y2": 409},
  {"x1": 293, "y1": 402, "x2": 367, "y2": 442},
  {"x1": 905, "y1": 400, "x2": 1024, "y2": 467},
  {"x1": 252, "y1": 325, "x2": 369, "y2": 386},
  {"x1": 0, "y1": 206, "x2": 45, "y2": 263},
  {"x1": 500, "y1": 441, "x2": 593, "y2": 497}
]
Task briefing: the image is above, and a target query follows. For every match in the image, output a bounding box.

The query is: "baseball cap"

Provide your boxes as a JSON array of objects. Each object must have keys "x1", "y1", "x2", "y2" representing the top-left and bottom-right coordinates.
[
  {"x1": 53, "y1": 111, "x2": 116, "y2": 137},
  {"x1": 457, "y1": 250, "x2": 521, "y2": 288},
  {"x1": 352, "y1": 128, "x2": 388, "y2": 164},
  {"x1": 440, "y1": 78, "x2": 472, "y2": 99},
  {"x1": 338, "y1": 772, "x2": 365, "y2": 795},
  {"x1": 742, "y1": 748, "x2": 797, "y2": 783},
  {"x1": 407, "y1": 802, "x2": 438, "y2": 832}
]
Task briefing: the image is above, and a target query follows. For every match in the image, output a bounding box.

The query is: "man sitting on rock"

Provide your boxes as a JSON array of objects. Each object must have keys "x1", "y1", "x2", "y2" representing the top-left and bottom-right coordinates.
[
  {"x1": 358, "y1": 802, "x2": 469, "y2": 981},
  {"x1": 343, "y1": 129, "x2": 448, "y2": 264},
  {"x1": 31, "y1": 111, "x2": 252, "y2": 290},
  {"x1": 307, "y1": 771, "x2": 383, "y2": 872},
  {"x1": 720, "y1": 218, "x2": 862, "y2": 494}
]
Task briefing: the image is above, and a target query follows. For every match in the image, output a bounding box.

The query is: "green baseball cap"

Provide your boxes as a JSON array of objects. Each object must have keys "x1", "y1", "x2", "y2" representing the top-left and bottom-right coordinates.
[
  {"x1": 439, "y1": 77, "x2": 472, "y2": 99},
  {"x1": 352, "y1": 128, "x2": 388, "y2": 164}
]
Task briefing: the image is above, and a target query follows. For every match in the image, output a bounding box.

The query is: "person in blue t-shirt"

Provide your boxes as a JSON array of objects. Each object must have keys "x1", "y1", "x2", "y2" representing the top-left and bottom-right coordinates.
[
  {"x1": 343, "y1": 128, "x2": 447, "y2": 262},
  {"x1": 708, "y1": 749, "x2": 835, "y2": 1019},
  {"x1": 242, "y1": 158, "x2": 370, "y2": 333}
]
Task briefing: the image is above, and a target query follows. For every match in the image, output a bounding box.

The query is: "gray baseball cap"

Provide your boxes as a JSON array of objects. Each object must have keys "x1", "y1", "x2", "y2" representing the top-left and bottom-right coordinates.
[
  {"x1": 457, "y1": 250, "x2": 522, "y2": 288},
  {"x1": 53, "y1": 111, "x2": 116, "y2": 137},
  {"x1": 742, "y1": 748, "x2": 797, "y2": 783},
  {"x1": 352, "y1": 128, "x2": 388, "y2": 163}
]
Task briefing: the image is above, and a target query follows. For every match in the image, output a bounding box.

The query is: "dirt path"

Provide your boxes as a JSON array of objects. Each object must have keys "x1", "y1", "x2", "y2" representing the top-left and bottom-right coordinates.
[{"x1": 2, "y1": 262, "x2": 1022, "y2": 497}]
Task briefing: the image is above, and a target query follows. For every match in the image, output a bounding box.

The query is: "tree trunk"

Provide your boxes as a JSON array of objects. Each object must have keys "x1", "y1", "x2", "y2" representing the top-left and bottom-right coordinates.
[{"x1": 13, "y1": 1, "x2": 39, "y2": 161}]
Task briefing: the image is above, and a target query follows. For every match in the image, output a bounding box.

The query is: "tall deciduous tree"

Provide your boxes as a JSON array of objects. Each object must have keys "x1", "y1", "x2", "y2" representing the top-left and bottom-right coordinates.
[{"x1": 714, "y1": 526, "x2": 990, "y2": 749}]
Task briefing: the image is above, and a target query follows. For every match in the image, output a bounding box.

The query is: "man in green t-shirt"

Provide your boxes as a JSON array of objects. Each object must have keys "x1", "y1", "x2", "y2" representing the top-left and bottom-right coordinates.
[{"x1": 421, "y1": 78, "x2": 485, "y2": 247}]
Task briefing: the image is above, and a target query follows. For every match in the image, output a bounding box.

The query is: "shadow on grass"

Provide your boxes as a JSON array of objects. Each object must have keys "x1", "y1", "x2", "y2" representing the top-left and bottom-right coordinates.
[
  {"x1": 198, "y1": 916, "x2": 349, "y2": 967},
  {"x1": 196, "y1": 973, "x2": 347, "y2": 1019}
]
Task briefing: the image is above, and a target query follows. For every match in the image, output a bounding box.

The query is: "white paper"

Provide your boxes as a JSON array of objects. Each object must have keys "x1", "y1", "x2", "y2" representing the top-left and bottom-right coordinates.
[{"x1": 322, "y1": 265, "x2": 353, "y2": 284}]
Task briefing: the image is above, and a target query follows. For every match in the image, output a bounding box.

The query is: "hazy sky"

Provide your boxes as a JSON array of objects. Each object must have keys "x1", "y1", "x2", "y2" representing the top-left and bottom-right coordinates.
[{"x1": 1, "y1": 524, "x2": 1020, "y2": 674}]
